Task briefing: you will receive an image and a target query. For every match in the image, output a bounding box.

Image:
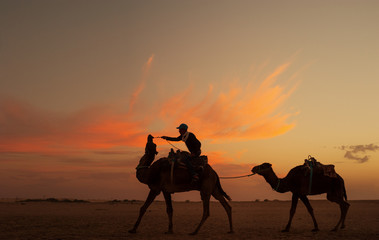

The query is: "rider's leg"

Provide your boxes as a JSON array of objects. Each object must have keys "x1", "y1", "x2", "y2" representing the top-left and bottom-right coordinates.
[{"x1": 184, "y1": 155, "x2": 197, "y2": 179}]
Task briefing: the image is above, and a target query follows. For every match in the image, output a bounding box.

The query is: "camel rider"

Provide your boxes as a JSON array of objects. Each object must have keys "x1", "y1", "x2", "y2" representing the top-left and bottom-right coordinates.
[
  {"x1": 145, "y1": 134, "x2": 158, "y2": 160},
  {"x1": 138, "y1": 134, "x2": 158, "y2": 168},
  {"x1": 161, "y1": 123, "x2": 201, "y2": 183}
]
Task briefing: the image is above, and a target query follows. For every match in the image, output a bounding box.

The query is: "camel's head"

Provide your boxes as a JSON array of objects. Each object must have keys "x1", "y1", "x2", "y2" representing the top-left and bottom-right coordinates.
[{"x1": 251, "y1": 163, "x2": 272, "y2": 175}]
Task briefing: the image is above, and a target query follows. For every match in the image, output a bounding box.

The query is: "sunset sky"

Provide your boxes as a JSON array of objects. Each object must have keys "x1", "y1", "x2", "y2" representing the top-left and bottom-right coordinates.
[{"x1": 1, "y1": 1, "x2": 378, "y2": 201}]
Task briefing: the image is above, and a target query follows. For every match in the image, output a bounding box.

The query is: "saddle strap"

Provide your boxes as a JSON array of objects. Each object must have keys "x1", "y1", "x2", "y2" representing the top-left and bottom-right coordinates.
[{"x1": 308, "y1": 162, "x2": 313, "y2": 194}]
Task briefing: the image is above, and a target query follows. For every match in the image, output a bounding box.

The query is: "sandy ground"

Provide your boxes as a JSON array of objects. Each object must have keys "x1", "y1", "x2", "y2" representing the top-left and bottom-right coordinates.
[{"x1": 0, "y1": 200, "x2": 378, "y2": 240}]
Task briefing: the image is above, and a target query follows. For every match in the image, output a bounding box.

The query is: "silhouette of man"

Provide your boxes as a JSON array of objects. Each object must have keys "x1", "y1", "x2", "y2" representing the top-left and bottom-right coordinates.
[
  {"x1": 145, "y1": 134, "x2": 158, "y2": 158},
  {"x1": 161, "y1": 123, "x2": 201, "y2": 183},
  {"x1": 138, "y1": 134, "x2": 158, "y2": 168}
]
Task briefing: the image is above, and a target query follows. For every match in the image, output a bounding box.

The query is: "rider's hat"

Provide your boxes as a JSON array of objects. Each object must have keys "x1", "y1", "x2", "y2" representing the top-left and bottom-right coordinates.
[{"x1": 176, "y1": 123, "x2": 188, "y2": 130}]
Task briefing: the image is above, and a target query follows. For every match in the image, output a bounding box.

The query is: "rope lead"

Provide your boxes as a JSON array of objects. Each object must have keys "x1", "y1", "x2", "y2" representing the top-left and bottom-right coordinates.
[{"x1": 220, "y1": 173, "x2": 256, "y2": 179}]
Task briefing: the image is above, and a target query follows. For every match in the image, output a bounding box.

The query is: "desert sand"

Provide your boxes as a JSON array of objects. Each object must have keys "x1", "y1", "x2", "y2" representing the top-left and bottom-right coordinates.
[{"x1": 0, "y1": 200, "x2": 378, "y2": 240}]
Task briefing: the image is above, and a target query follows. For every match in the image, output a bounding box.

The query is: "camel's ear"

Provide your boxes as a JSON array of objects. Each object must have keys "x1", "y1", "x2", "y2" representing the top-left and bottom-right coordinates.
[{"x1": 269, "y1": 163, "x2": 272, "y2": 167}]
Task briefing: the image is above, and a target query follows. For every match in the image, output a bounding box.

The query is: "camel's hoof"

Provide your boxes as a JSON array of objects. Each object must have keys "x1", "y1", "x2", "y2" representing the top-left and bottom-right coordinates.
[
  {"x1": 331, "y1": 228, "x2": 338, "y2": 232},
  {"x1": 312, "y1": 228, "x2": 319, "y2": 232},
  {"x1": 281, "y1": 229, "x2": 289, "y2": 233},
  {"x1": 165, "y1": 231, "x2": 173, "y2": 234},
  {"x1": 228, "y1": 231, "x2": 234, "y2": 234},
  {"x1": 128, "y1": 229, "x2": 137, "y2": 234},
  {"x1": 189, "y1": 232, "x2": 197, "y2": 235},
  {"x1": 341, "y1": 225, "x2": 346, "y2": 229}
]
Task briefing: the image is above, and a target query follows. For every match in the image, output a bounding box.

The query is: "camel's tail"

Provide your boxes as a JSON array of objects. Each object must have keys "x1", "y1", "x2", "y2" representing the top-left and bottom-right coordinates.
[{"x1": 216, "y1": 175, "x2": 231, "y2": 201}]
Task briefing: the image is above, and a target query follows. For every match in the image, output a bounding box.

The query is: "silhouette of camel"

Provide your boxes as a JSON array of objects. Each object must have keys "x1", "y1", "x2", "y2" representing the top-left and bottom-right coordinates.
[
  {"x1": 129, "y1": 149, "x2": 233, "y2": 235},
  {"x1": 251, "y1": 163, "x2": 349, "y2": 232}
]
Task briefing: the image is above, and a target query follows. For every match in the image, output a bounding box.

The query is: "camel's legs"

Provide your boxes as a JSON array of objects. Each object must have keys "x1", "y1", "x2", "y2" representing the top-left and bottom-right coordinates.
[
  {"x1": 212, "y1": 191, "x2": 233, "y2": 233},
  {"x1": 190, "y1": 193, "x2": 211, "y2": 235},
  {"x1": 327, "y1": 193, "x2": 350, "y2": 231},
  {"x1": 331, "y1": 200, "x2": 350, "y2": 231},
  {"x1": 299, "y1": 195, "x2": 319, "y2": 231},
  {"x1": 331, "y1": 202, "x2": 342, "y2": 231},
  {"x1": 283, "y1": 194, "x2": 299, "y2": 232},
  {"x1": 163, "y1": 191, "x2": 173, "y2": 234},
  {"x1": 340, "y1": 201, "x2": 350, "y2": 229},
  {"x1": 129, "y1": 190, "x2": 159, "y2": 233}
]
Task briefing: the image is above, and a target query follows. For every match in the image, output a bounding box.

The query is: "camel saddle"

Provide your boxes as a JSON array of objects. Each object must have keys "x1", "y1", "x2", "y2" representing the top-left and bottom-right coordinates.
[
  {"x1": 167, "y1": 149, "x2": 208, "y2": 173},
  {"x1": 303, "y1": 156, "x2": 337, "y2": 178}
]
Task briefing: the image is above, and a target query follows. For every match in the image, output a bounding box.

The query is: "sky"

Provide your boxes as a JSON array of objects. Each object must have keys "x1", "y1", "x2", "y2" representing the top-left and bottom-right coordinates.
[{"x1": 1, "y1": 0, "x2": 378, "y2": 201}]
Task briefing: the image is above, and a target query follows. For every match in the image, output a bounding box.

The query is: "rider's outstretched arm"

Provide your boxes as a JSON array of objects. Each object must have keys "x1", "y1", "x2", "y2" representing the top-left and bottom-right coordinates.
[{"x1": 162, "y1": 136, "x2": 181, "y2": 141}]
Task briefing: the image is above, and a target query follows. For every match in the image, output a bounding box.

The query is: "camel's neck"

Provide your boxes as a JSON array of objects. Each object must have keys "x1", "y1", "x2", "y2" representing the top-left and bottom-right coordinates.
[
  {"x1": 135, "y1": 154, "x2": 155, "y2": 185},
  {"x1": 262, "y1": 169, "x2": 290, "y2": 193}
]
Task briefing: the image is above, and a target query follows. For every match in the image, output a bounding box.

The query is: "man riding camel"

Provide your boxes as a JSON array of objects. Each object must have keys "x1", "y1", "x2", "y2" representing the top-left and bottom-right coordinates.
[{"x1": 161, "y1": 123, "x2": 201, "y2": 184}]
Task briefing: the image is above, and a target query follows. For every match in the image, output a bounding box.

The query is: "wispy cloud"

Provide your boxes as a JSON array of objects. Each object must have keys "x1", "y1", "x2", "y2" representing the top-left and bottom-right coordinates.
[
  {"x1": 0, "y1": 98, "x2": 148, "y2": 153},
  {"x1": 128, "y1": 54, "x2": 155, "y2": 113},
  {"x1": 0, "y1": 56, "x2": 300, "y2": 157},
  {"x1": 158, "y1": 61, "x2": 300, "y2": 141},
  {"x1": 340, "y1": 144, "x2": 379, "y2": 163}
]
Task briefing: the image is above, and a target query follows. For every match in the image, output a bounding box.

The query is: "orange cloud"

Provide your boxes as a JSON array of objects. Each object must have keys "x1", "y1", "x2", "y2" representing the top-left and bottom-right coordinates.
[
  {"x1": 0, "y1": 57, "x2": 300, "y2": 155},
  {"x1": 156, "y1": 61, "x2": 299, "y2": 142},
  {"x1": 206, "y1": 151, "x2": 234, "y2": 165},
  {"x1": 0, "y1": 98, "x2": 148, "y2": 153}
]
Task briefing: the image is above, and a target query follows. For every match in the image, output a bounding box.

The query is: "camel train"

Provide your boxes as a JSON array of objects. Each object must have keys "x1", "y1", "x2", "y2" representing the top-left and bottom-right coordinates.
[{"x1": 129, "y1": 136, "x2": 349, "y2": 234}]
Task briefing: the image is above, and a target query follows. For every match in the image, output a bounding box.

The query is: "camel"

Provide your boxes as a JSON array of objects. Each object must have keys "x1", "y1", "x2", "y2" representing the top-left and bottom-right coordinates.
[
  {"x1": 251, "y1": 162, "x2": 349, "y2": 232},
  {"x1": 129, "y1": 149, "x2": 233, "y2": 235}
]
